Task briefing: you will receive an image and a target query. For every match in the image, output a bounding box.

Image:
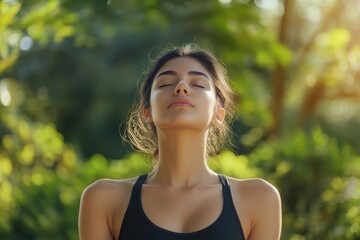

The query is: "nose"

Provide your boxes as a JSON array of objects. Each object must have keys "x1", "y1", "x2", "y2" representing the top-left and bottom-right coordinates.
[{"x1": 174, "y1": 81, "x2": 190, "y2": 96}]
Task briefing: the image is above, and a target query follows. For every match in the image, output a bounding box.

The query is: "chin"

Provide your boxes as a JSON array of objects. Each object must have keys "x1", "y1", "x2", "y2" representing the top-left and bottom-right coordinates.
[{"x1": 155, "y1": 118, "x2": 211, "y2": 131}]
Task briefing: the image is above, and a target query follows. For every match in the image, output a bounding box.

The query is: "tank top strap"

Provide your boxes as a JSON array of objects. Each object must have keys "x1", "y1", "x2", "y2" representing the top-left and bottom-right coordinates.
[
  {"x1": 218, "y1": 174, "x2": 230, "y2": 187},
  {"x1": 218, "y1": 174, "x2": 246, "y2": 240},
  {"x1": 129, "y1": 173, "x2": 147, "y2": 197},
  {"x1": 135, "y1": 173, "x2": 148, "y2": 186},
  {"x1": 218, "y1": 174, "x2": 232, "y2": 203}
]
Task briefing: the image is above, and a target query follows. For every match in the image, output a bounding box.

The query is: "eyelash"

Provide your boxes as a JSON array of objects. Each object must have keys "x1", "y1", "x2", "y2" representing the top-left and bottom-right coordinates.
[
  {"x1": 193, "y1": 84, "x2": 205, "y2": 88},
  {"x1": 158, "y1": 83, "x2": 205, "y2": 89},
  {"x1": 159, "y1": 84, "x2": 173, "y2": 88}
]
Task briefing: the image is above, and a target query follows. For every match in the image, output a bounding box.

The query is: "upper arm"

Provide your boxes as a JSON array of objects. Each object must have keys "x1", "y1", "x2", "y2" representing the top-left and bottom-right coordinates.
[
  {"x1": 78, "y1": 180, "x2": 115, "y2": 240},
  {"x1": 248, "y1": 180, "x2": 282, "y2": 240}
]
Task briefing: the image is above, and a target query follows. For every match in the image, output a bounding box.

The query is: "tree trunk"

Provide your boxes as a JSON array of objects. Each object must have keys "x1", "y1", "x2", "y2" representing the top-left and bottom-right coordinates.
[{"x1": 269, "y1": 0, "x2": 291, "y2": 135}]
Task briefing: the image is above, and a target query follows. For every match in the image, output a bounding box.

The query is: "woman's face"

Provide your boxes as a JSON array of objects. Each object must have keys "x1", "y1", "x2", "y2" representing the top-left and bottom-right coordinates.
[{"x1": 146, "y1": 57, "x2": 224, "y2": 132}]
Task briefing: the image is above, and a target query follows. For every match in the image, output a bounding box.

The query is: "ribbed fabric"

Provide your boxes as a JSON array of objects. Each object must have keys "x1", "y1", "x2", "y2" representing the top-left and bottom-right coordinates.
[{"x1": 118, "y1": 174, "x2": 245, "y2": 240}]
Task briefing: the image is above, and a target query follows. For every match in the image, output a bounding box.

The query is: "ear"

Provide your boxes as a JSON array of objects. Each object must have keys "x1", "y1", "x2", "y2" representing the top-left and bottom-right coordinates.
[
  {"x1": 213, "y1": 107, "x2": 225, "y2": 124},
  {"x1": 143, "y1": 107, "x2": 152, "y2": 122}
]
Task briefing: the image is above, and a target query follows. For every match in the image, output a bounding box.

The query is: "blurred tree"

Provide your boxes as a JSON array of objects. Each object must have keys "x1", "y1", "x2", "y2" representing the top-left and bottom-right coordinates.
[
  {"x1": 276, "y1": 0, "x2": 360, "y2": 147},
  {"x1": 9, "y1": 0, "x2": 293, "y2": 158},
  {"x1": 248, "y1": 127, "x2": 360, "y2": 239},
  {"x1": 3, "y1": 0, "x2": 359, "y2": 156},
  {"x1": 0, "y1": 0, "x2": 83, "y2": 237}
]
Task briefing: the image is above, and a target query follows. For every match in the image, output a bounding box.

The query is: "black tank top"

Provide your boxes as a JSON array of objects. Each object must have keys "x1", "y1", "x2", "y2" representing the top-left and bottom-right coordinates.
[{"x1": 118, "y1": 174, "x2": 246, "y2": 240}]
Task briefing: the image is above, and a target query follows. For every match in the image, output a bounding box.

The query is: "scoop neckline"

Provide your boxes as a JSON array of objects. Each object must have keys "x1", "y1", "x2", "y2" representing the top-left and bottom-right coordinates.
[{"x1": 137, "y1": 174, "x2": 226, "y2": 236}]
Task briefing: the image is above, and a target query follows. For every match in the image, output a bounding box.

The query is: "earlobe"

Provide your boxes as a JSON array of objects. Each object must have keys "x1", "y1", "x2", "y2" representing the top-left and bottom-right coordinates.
[
  {"x1": 214, "y1": 107, "x2": 225, "y2": 124},
  {"x1": 143, "y1": 107, "x2": 152, "y2": 122}
]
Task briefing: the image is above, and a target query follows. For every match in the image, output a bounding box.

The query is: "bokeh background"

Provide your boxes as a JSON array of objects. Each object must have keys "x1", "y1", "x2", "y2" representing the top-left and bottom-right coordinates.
[{"x1": 1, "y1": 0, "x2": 360, "y2": 239}]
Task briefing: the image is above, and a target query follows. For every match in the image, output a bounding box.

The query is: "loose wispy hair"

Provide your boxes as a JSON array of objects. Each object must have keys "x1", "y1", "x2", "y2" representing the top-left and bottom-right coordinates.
[{"x1": 123, "y1": 44, "x2": 235, "y2": 159}]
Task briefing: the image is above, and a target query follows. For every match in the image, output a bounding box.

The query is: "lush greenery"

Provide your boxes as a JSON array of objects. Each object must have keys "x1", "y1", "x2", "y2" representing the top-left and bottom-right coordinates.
[{"x1": 0, "y1": 0, "x2": 359, "y2": 239}]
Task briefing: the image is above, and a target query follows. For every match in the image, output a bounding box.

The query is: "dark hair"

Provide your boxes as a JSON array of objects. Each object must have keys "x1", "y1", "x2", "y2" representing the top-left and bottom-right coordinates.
[{"x1": 125, "y1": 44, "x2": 235, "y2": 158}]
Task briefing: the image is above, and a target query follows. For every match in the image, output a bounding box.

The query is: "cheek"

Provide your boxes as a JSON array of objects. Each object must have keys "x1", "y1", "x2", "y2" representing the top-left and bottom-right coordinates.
[
  {"x1": 204, "y1": 91, "x2": 217, "y2": 109},
  {"x1": 149, "y1": 90, "x2": 166, "y2": 114}
]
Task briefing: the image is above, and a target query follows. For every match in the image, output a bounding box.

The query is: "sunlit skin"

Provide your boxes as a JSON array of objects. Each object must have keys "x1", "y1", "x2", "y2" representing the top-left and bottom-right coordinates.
[
  {"x1": 78, "y1": 57, "x2": 282, "y2": 240},
  {"x1": 143, "y1": 57, "x2": 224, "y2": 186}
]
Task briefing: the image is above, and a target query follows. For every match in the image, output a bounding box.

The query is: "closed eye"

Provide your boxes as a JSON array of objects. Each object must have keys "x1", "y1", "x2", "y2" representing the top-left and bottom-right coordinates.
[
  {"x1": 159, "y1": 84, "x2": 173, "y2": 88},
  {"x1": 192, "y1": 84, "x2": 205, "y2": 88}
]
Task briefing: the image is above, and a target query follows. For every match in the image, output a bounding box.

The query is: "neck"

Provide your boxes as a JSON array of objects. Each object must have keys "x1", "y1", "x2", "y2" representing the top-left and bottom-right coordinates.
[{"x1": 148, "y1": 129, "x2": 217, "y2": 187}]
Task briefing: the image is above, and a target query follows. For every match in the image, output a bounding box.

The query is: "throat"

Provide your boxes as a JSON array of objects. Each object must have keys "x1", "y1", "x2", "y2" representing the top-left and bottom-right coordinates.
[{"x1": 147, "y1": 166, "x2": 219, "y2": 189}]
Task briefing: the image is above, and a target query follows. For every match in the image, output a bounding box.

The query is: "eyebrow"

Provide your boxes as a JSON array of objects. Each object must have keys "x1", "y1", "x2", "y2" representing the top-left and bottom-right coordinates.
[{"x1": 155, "y1": 70, "x2": 210, "y2": 80}]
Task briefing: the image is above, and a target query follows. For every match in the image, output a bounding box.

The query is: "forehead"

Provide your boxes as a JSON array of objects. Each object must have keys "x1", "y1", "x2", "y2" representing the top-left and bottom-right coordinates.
[{"x1": 157, "y1": 56, "x2": 210, "y2": 76}]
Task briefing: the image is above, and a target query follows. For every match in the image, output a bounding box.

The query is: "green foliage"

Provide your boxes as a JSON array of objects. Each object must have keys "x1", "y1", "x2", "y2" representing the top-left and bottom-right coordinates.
[
  {"x1": 0, "y1": 0, "x2": 81, "y2": 73},
  {"x1": 210, "y1": 150, "x2": 262, "y2": 179},
  {"x1": 0, "y1": 110, "x2": 78, "y2": 238},
  {"x1": 19, "y1": 0, "x2": 78, "y2": 45},
  {"x1": 0, "y1": 1, "x2": 21, "y2": 73},
  {"x1": 0, "y1": 109, "x2": 151, "y2": 239},
  {"x1": 248, "y1": 127, "x2": 360, "y2": 239}
]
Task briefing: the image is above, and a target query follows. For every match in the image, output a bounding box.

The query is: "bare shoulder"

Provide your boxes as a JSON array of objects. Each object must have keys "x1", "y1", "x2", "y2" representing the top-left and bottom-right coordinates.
[
  {"x1": 227, "y1": 177, "x2": 282, "y2": 239},
  {"x1": 80, "y1": 176, "x2": 140, "y2": 216},
  {"x1": 81, "y1": 177, "x2": 137, "y2": 203},
  {"x1": 78, "y1": 176, "x2": 139, "y2": 240},
  {"x1": 228, "y1": 177, "x2": 280, "y2": 203}
]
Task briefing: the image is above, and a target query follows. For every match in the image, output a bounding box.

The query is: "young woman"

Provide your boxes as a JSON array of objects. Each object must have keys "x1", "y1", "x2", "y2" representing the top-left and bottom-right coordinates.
[{"x1": 78, "y1": 44, "x2": 282, "y2": 240}]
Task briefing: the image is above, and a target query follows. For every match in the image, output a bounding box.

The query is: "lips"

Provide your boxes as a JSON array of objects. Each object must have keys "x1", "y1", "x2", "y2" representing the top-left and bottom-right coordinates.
[{"x1": 168, "y1": 98, "x2": 194, "y2": 108}]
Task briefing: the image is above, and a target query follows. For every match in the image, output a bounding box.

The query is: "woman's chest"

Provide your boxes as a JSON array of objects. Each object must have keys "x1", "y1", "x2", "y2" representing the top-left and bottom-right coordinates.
[{"x1": 141, "y1": 185, "x2": 223, "y2": 233}]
